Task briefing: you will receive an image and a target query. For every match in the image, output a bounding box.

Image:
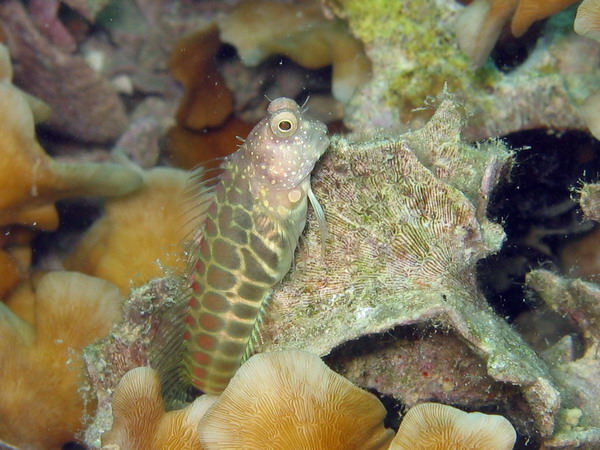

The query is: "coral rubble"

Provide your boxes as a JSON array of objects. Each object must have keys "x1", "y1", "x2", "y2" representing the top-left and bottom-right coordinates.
[{"x1": 526, "y1": 270, "x2": 600, "y2": 448}]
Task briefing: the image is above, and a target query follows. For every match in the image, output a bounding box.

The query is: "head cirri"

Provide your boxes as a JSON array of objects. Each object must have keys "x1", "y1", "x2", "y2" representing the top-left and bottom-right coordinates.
[{"x1": 243, "y1": 97, "x2": 329, "y2": 190}]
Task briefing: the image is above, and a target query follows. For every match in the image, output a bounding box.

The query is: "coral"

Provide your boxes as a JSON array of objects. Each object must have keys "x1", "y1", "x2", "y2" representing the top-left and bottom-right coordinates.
[
  {"x1": 323, "y1": 0, "x2": 598, "y2": 139},
  {"x1": 329, "y1": 330, "x2": 525, "y2": 419},
  {"x1": 64, "y1": 167, "x2": 203, "y2": 295},
  {"x1": 580, "y1": 182, "x2": 600, "y2": 221},
  {"x1": 198, "y1": 350, "x2": 394, "y2": 449},
  {"x1": 170, "y1": 24, "x2": 233, "y2": 131},
  {"x1": 526, "y1": 270, "x2": 600, "y2": 448},
  {"x1": 166, "y1": 116, "x2": 254, "y2": 170},
  {"x1": 578, "y1": 90, "x2": 600, "y2": 141},
  {"x1": 101, "y1": 366, "x2": 214, "y2": 449},
  {"x1": 518, "y1": 181, "x2": 600, "y2": 447},
  {"x1": 0, "y1": 42, "x2": 142, "y2": 229},
  {"x1": 82, "y1": 279, "x2": 180, "y2": 446},
  {"x1": 0, "y1": 271, "x2": 122, "y2": 448},
  {"x1": 29, "y1": 0, "x2": 78, "y2": 52},
  {"x1": 455, "y1": 0, "x2": 579, "y2": 65},
  {"x1": 97, "y1": 350, "x2": 519, "y2": 449},
  {"x1": 511, "y1": 0, "x2": 579, "y2": 37},
  {"x1": 0, "y1": 0, "x2": 128, "y2": 143},
  {"x1": 575, "y1": 0, "x2": 600, "y2": 42},
  {"x1": 166, "y1": 25, "x2": 253, "y2": 170},
  {"x1": 389, "y1": 402, "x2": 516, "y2": 450},
  {"x1": 559, "y1": 226, "x2": 600, "y2": 281},
  {"x1": 218, "y1": 0, "x2": 371, "y2": 104},
  {"x1": 0, "y1": 227, "x2": 33, "y2": 299},
  {"x1": 61, "y1": 0, "x2": 113, "y2": 22}
]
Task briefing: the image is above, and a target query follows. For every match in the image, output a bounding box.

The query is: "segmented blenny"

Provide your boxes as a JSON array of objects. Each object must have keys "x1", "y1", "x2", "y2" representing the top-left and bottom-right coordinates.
[{"x1": 160, "y1": 97, "x2": 329, "y2": 397}]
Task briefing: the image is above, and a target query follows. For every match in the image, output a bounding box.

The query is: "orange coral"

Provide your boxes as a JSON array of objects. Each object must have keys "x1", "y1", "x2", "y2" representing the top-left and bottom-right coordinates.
[
  {"x1": 511, "y1": 0, "x2": 579, "y2": 37},
  {"x1": 0, "y1": 42, "x2": 142, "y2": 297},
  {"x1": 0, "y1": 227, "x2": 33, "y2": 298},
  {"x1": 389, "y1": 402, "x2": 516, "y2": 450},
  {"x1": 0, "y1": 42, "x2": 142, "y2": 228},
  {"x1": 218, "y1": 0, "x2": 371, "y2": 103},
  {"x1": 0, "y1": 271, "x2": 122, "y2": 448},
  {"x1": 166, "y1": 116, "x2": 254, "y2": 170},
  {"x1": 101, "y1": 366, "x2": 215, "y2": 449},
  {"x1": 198, "y1": 350, "x2": 394, "y2": 449},
  {"x1": 170, "y1": 24, "x2": 233, "y2": 131},
  {"x1": 166, "y1": 25, "x2": 252, "y2": 170},
  {"x1": 456, "y1": 0, "x2": 579, "y2": 66},
  {"x1": 64, "y1": 167, "x2": 205, "y2": 294}
]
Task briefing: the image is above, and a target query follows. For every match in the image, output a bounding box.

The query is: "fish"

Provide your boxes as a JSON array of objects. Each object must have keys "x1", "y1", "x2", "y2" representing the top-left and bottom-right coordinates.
[{"x1": 159, "y1": 97, "x2": 329, "y2": 397}]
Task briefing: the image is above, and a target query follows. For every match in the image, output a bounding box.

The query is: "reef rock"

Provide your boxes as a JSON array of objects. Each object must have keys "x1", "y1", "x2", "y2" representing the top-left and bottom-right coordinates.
[
  {"x1": 83, "y1": 93, "x2": 562, "y2": 445},
  {"x1": 322, "y1": 0, "x2": 600, "y2": 140},
  {"x1": 257, "y1": 92, "x2": 559, "y2": 440}
]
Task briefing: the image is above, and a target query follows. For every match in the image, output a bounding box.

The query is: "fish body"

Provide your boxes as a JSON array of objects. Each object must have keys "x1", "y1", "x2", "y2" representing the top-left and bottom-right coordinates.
[{"x1": 183, "y1": 97, "x2": 329, "y2": 394}]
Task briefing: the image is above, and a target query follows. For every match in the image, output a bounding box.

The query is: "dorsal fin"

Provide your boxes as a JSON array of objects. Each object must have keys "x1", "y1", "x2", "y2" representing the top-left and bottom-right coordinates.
[{"x1": 150, "y1": 156, "x2": 230, "y2": 408}]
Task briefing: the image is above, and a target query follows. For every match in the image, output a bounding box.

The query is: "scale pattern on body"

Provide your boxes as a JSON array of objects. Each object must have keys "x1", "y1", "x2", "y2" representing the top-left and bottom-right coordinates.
[{"x1": 183, "y1": 97, "x2": 329, "y2": 394}]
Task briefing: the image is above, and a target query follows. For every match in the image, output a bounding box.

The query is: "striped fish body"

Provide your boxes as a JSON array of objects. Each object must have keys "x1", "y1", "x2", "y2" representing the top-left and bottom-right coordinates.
[{"x1": 184, "y1": 98, "x2": 329, "y2": 394}]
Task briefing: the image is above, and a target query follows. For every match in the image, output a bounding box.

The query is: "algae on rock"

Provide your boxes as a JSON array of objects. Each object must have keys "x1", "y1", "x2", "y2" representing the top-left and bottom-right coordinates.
[{"x1": 322, "y1": 0, "x2": 599, "y2": 139}]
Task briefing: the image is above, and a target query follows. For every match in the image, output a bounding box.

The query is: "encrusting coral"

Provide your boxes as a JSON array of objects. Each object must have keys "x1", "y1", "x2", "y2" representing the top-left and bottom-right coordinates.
[
  {"x1": 64, "y1": 167, "x2": 204, "y2": 295},
  {"x1": 218, "y1": 0, "x2": 371, "y2": 104},
  {"x1": 0, "y1": 271, "x2": 122, "y2": 449},
  {"x1": 253, "y1": 92, "x2": 560, "y2": 439},
  {"x1": 82, "y1": 93, "x2": 558, "y2": 445}
]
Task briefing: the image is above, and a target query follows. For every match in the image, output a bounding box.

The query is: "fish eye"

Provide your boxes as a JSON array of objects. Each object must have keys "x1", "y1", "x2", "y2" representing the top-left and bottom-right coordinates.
[{"x1": 270, "y1": 111, "x2": 298, "y2": 137}]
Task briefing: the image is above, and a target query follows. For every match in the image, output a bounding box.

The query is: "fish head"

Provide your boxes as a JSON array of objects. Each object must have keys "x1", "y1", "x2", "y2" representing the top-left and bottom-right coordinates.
[{"x1": 244, "y1": 97, "x2": 329, "y2": 190}]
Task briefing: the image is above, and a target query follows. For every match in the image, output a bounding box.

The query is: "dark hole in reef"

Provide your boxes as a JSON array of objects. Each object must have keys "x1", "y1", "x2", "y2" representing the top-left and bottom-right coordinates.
[
  {"x1": 62, "y1": 442, "x2": 86, "y2": 450},
  {"x1": 490, "y1": 22, "x2": 543, "y2": 73},
  {"x1": 215, "y1": 44, "x2": 334, "y2": 117},
  {"x1": 478, "y1": 129, "x2": 600, "y2": 323},
  {"x1": 31, "y1": 198, "x2": 103, "y2": 267},
  {"x1": 323, "y1": 325, "x2": 533, "y2": 440}
]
